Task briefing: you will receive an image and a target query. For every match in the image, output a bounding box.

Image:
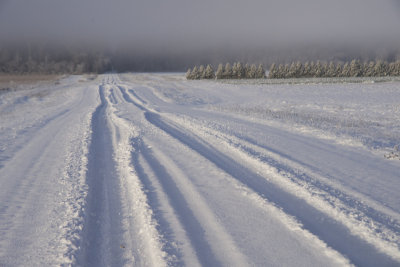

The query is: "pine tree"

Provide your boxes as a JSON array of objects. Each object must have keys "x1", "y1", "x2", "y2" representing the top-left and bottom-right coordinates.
[
  {"x1": 199, "y1": 65, "x2": 205, "y2": 79},
  {"x1": 256, "y1": 64, "x2": 265, "y2": 78},
  {"x1": 315, "y1": 61, "x2": 324, "y2": 77},
  {"x1": 277, "y1": 64, "x2": 286, "y2": 79},
  {"x1": 288, "y1": 62, "x2": 297, "y2": 78},
  {"x1": 349, "y1": 59, "x2": 362, "y2": 77},
  {"x1": 303, "y1": 62, "x2": 311, "y2": 77},
  {"x1": 364, "y1": 61, "x2": 375, "y2": 77},
  {"x1": 388, "y1": 62, "x2": 396, "y2": 76},
  {"x1": 223, "y1": 63, "x2": 233, "y2": 79},
  {"x1": 322, "y1": 62, "x2": 329, "y2": 77},
  {"x1": 326, "y1": 62, "x2": 336, "y2": 77},
  {"x1": 191, "y1": 66, "x2": 200, "y2": 80},
  {"x1": 216, "y1": 64, "x2": 224, "y2": 79},
  {"x1": 362, "y1": 62, "x2": 368, "y2": 77},
  {"x1": 186, "y1": 68, "x2": 192, "y2": 80},
  {"x1": 341, "y1": 63, "x2": 351, "y2": 77},
  {"x1": 243, "y1": 63, "x2": 249, "y2": 78},
  {"x1": 284, "y1": 64, "x2": 290, "y2": 78},
  {"x1": 287, "y1": 61, "x2": 303, "y2": 78},
  {"x1": 309, "y1": 62, "x2": 316, "y2": 77},
  {"x1": 295, "y1": 61, "x2": 303, "y2": 78},
  {"x1": 268, "y1": 63, "x2": 278, "y2": 78},
  {"x1": 232, "y1": 62, "x2": 238, "y2": 78},
  {"x1": 335, "y1": 63, "x2": 343, "y2": 77},
  {"x1": 248, "y1": 64, "x2": 256, "y2": 78},
  {"x1": 394, "y1": 61, "x2": 400, "y2": 76},
  {"x1": 236, "y1": 62, "x2": 245, "y2": 79},
  {"x1": 375, "y1": 61, "x2": 388, "y2": 77},
  {"x1": 204, "y1": 64, "x2": 215, "y2": 79},
  {"x1": 383, "y1": 61, "x2": 389, "y2": 76}
]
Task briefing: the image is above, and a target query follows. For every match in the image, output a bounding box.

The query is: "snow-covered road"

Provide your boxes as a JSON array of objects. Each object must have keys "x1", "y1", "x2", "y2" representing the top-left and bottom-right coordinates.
[{"x1": 0, "y1": 74, "x2": 399, "y2": 266}]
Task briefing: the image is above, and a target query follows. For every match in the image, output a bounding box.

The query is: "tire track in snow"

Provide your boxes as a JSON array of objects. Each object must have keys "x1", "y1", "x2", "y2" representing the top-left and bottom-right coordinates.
[
  {"x1": 107, "y1": 88, "x2": 167, "y2": 267},
  {"x1": 108, "y1": 88, "x2": 118, "y2": 105},
  {"x1": 112, "y1": 75, "x2": 399, "y2": 265},
  {"x1": 187, "y1": 116, "x2": 400, "y2": 260},
  {"x1": 78, "y1": 80, "x2": 168, "y2": 266},
  {"x1": 231, "y1": 133, "x2": 400, "y2": 230},
  {"x1": 205, "y1": 111, "x2": 400, "y2": 211},
  {"x1": 77, "y1": 84, "x2": 127, "y2": 266},
  {"x1": 134, "y1": 138, "x2": 248, "y2": 267},
  {"x1": 143, "y1": 111, "x2": 399, "y2": 267},
  {"x1": 116, "y1": 82, "x2": 249, "y2": 266},
  {"x1": 117, "y1": 80, "x2": 352, "y2": 266},
  {"x1": 131, "y1": 137, "x2": 203, "y2": 266},
  {"x1": 176, "y1": 116, "x2": 400, "y2": 242}
]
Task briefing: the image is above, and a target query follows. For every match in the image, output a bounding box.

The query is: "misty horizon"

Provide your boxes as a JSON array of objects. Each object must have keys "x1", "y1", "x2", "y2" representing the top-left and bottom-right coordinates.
[{"x1": 1, "y1": 0, "x2": 400, "y2": 71}]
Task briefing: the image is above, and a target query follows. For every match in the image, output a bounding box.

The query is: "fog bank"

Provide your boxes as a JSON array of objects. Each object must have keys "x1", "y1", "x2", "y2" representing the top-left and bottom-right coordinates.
[{"x1": 1, "y1": 0, "x2": 399, "y2": 71}]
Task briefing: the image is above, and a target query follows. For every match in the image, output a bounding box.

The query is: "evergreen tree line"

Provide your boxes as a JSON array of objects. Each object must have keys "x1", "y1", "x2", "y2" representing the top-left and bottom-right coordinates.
[
  {"x1": 268, "y1": 60, "x2": 400, "y2": 79},
  {"x1": 0, "y1": 46, "x2": 112, "y2": 74},
  {"x1": 186, "y1": 62, "x2": 266, "y2": 80}
]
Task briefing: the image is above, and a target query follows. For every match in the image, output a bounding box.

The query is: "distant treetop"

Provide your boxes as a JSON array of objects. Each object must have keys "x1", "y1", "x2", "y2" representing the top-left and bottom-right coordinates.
[
  {"x1": 268, "y1": 60, "x2": 400, "y2": 79},
  {"x1": 187, "y1": 62, "x2": 265, "y2": 80}
]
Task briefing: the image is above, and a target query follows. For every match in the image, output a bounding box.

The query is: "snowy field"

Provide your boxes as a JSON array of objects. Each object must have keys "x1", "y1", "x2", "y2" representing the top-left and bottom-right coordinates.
[{"x1": 0, "y1": 73, "x2": 399, "y2": 266}]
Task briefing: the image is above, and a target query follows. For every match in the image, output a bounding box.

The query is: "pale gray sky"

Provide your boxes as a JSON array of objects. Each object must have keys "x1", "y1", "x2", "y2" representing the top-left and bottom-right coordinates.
[{"x1": 0, "y1": 0, "x2": 399, "y2": 65}]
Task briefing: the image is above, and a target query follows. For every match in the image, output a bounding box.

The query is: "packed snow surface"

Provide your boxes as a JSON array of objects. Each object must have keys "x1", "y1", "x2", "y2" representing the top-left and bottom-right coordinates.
[{"x1": 0, "y1": 73, "x2": 399, "y2": 266}]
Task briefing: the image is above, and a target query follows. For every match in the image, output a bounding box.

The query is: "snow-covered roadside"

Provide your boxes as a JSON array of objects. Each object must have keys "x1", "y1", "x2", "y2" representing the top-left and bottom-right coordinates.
[
  {"x1": 0, "y1": 76, "x2": 99, "y2": 265},
  {"x1": 211, "y1": 81, "x2": 400, "y2": 155}
]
